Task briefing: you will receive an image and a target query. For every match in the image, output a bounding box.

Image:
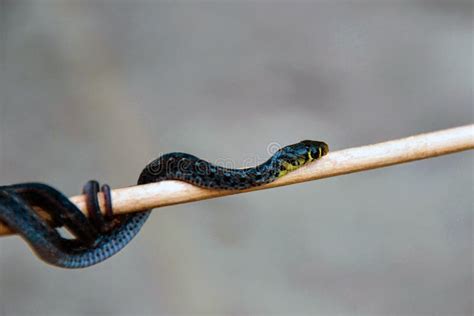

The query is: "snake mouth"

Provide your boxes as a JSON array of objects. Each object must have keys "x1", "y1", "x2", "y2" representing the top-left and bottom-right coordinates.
[{"x1": 320, "y1": 142, "x2": 329, "y2": 156}]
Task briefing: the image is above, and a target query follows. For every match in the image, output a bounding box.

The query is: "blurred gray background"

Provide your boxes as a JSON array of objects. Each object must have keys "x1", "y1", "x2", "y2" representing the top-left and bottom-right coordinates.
[{"x1": 0, "y1": 1, "x2": 472, "y2": 315}]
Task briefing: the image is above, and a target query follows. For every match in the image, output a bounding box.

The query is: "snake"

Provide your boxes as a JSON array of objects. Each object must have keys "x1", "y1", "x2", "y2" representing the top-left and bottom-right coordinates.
[{"x1": 0, "y1": 140, "x2": 328, "y2": 268}]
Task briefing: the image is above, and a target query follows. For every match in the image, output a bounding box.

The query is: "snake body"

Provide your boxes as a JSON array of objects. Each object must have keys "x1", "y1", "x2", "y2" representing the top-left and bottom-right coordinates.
[{"x1": 0, "y1": 140, "x2": 328, "y2": 268}]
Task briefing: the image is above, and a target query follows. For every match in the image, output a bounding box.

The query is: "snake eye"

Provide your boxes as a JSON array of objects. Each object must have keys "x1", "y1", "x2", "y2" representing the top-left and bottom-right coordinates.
[{"x1": 309, "y1": 143, "x2": 328, "y2": 159}]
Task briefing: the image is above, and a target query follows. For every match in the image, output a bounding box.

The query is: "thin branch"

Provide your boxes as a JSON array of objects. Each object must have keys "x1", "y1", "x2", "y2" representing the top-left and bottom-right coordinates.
[{"x1": 1, "y1": 124, "x2": 473, "y2": 236}]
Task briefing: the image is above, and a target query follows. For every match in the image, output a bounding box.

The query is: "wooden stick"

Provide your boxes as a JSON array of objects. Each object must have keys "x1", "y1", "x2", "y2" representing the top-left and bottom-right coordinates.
[{"x1": 1, "y1": 124, "x2": 473, "y2": 236}]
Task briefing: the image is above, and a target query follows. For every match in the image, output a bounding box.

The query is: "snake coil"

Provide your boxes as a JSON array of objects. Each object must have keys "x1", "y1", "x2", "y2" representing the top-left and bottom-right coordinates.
[{"x1": 0, "y1": 140, "x2": 328, "y2": 268}]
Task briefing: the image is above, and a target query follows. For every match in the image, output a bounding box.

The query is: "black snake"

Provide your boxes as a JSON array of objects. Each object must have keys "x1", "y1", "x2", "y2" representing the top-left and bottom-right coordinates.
[{"x1": 0, "y1": 140, "x2": 328, "y2": 268}]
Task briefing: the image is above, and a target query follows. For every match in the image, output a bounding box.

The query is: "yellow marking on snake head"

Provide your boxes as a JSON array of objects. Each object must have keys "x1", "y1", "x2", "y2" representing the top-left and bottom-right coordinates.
[
  {"x1": 307, "y1": 146, "x2": 324, "y2": 161},
  {"x1": 277, "y1": 169, "x2": 289, "y2": 178},
  {"x1": 277, "y1": 159, "x2": 307, "y2": 178}
]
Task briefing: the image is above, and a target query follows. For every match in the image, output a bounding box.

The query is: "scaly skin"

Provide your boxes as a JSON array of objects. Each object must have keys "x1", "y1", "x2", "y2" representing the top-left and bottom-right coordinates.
[{"x1": 0, "y1": 140, "x2": 328, "y2": 268}]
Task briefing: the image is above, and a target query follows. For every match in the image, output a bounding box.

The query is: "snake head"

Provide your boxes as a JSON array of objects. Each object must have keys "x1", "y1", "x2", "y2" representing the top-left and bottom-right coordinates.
[
  {"x1": 276, "y1": 140, "x2": 329, "y2": 175},
  {"x1": 300, "y1": 140, "x2": 329, "y2": 161}
]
